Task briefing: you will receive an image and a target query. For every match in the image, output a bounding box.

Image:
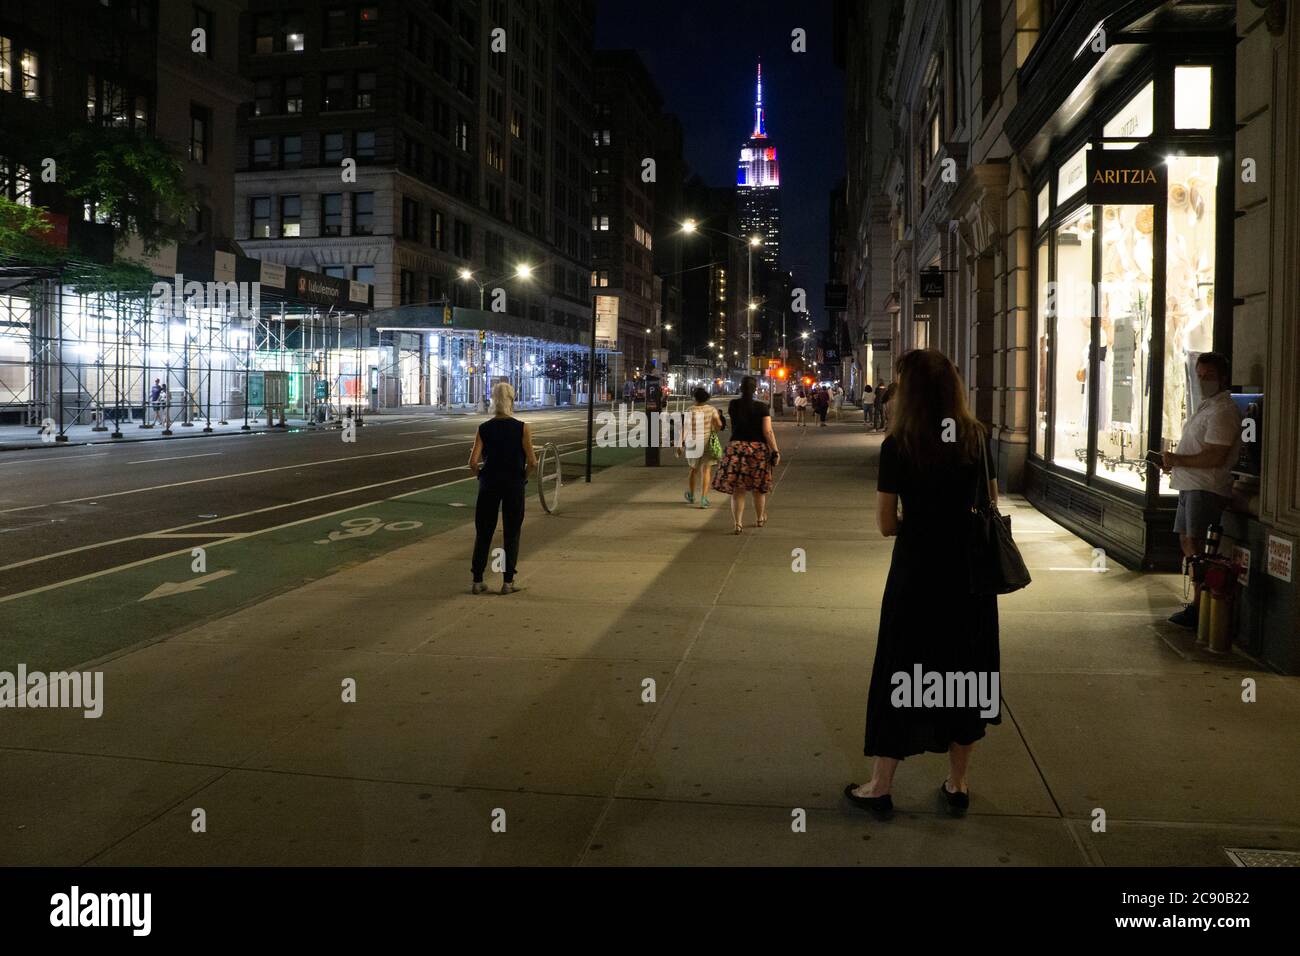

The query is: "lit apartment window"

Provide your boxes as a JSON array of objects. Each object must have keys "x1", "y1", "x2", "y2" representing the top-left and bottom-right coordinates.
[
  {"x1": 352, "y1": 191, "x2": 374, "y2": 235},
  {"x1": 455, "y1": 117, "x2": 470, "y2": 152},
  {"x1": 283, "y1": 14, "x2": 305, "y2": 53},
  {"x1": 510, "y1": 107, "x2": 523, "y2": 139},
  {"x1": 321, "y1": 193, "x2": 343, "y2": 236},
  {"x1": 21, "y1": 49, "x2": 40, "y2": 100},
  {"x1": 280, "y1": 196, "x2": 302, "y2": 237},
  {"x1": 253, "y1": 16, "x2": 274, "y2": 54},
  {"x1": 189, "y1": 104, "x2": 210, "y2": 164},
  {"x1": 486, "y1": 135, "x2": 503, "y2": 171},
  {"x1": 0, "y1": 36, "x2": 11, "y2": 92},
  {"x1": 249, "y1": 197, "x2": 271, "y2": 238},
  {"x1": 358, "y1": 6, "x2": 380, "y2": 45}
]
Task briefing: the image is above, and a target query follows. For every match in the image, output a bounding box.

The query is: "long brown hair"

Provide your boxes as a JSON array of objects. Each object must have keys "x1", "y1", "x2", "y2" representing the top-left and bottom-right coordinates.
[{"x1": 888, "y1": 349, "x2": 984, "y2": 468}]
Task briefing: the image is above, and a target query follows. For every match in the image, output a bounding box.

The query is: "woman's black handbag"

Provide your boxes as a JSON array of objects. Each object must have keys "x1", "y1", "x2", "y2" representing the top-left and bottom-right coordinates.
[{"x1": 969, "y1": 442, "x2": 1031, "y2": 595}]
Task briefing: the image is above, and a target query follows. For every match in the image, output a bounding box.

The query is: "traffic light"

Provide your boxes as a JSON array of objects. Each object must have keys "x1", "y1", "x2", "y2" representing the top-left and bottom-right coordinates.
[
  {"x1": 442, "y1": 304, "x2": 453, "y2": 326},
  {"x1": 478, "y1": 329, "x2": 486, "y2": 345},
  {"x1": 776, "y1": 367, "x2": 788, "y2": 380}
]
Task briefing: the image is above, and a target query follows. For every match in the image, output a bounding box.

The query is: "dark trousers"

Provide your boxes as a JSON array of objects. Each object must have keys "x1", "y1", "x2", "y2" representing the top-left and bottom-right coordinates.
[{"x1": 471, "y1": 480, "x2": 526, "y2": 582}]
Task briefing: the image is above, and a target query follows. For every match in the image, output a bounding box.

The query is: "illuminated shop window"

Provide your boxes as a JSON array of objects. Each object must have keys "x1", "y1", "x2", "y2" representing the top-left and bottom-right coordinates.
[
  {"x1": 1174, "y1": 67, "x2": 1212, "y2": 130},
  {"x1": 1051, "y1": 206, "x2": 1093, "y2": 474}
]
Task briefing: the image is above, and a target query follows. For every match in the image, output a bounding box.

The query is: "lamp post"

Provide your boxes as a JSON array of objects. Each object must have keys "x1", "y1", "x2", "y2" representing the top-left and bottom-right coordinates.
[
  {"x1": 458, "y1": 264, "x2": 533, "y2": 407},
  {"x1": 681, "y1": 220, "x2": 763, "y2": 379}
]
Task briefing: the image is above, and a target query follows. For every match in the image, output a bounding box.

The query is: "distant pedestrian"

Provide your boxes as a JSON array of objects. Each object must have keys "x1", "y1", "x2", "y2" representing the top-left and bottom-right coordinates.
[
  {"x1": 862, "y1": 384, "x2": 876, "y2": 431},
  {"x1": 149, "y1": 379, "x2": 167, "y2": 426},
  {"x1": 832, "y1": 384, "x2": 845, "y2": 421},
  {"x1": 678, "y1": 387, "x2": 723, "y2": 508},
  {"x1": 794, "y1": 388, "x2": 808, "y2": 427},
  {"x1": 468, "y1": 382, "x2": 537, "y2": 594},
  {"x1": 845, "y1": 349, "x2": 1002, "y2": 820},
  {"x1": 877, "y1": 382, "x2": 893, "y2": 429},
  {"x1": 712, "y1": 375, "x2": 780, "y2": 533},
  {"x1": 813, "y1": 387, "x2": 830, "y2": 426}
]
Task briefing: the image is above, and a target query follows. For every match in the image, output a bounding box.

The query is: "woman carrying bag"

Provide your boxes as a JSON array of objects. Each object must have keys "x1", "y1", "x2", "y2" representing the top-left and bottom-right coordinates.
[
  {"x1": 679, "y1": 387, "x2": 723, "y2": 508},
  {"x1": 846, "y1": 349, "x2": 1028, "y2": 820}
]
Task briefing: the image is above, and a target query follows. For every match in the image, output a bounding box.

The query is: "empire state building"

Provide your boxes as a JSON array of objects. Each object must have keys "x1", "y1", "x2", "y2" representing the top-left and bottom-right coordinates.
[{"x1": 736, "y1": 61, "x2": 781, "y2": 271}]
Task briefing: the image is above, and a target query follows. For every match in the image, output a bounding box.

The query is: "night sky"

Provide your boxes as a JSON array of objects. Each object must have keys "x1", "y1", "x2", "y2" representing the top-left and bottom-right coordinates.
[{"x1": 595, "y1": 0, "x2": 846, "y2": 328}]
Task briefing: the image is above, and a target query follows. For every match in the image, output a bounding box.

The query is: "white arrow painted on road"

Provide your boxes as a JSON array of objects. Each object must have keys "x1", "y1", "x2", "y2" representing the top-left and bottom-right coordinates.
[{"x1": 139, "y1": 569, "x2": 237, "y2": 602}]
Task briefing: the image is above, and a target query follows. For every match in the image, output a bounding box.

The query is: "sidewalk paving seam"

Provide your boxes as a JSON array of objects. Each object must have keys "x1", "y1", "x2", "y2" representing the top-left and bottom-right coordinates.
[{"x1": 572, "y1": 425, "x2": 810, "y2": 866}]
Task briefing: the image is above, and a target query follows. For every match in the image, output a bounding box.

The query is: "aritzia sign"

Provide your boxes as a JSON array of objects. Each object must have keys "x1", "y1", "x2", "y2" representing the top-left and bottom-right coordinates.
[{"x1": 1086, "y1": 146, "x2": 1167, "y2": 204}]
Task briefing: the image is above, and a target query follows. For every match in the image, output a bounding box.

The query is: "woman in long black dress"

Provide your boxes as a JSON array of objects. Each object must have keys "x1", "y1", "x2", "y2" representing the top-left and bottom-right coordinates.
[{"x1": 845, "y1": 349, "x2": 1002, "y2": 819}]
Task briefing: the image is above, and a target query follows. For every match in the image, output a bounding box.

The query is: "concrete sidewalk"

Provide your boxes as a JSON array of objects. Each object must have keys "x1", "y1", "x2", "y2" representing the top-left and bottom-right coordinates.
[{"x1": 3, "y1": 417, "x2": 1298, "y2": 866}]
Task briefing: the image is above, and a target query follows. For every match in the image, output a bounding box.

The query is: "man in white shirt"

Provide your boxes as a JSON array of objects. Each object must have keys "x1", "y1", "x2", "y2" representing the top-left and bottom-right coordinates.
[{"x1": 1160, "y1": 352, "x2": 1241, "y2": 629}]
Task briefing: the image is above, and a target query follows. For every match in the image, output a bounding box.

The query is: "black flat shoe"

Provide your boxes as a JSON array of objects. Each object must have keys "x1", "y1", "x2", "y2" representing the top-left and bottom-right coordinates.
[
  {"x1": 940, "y1": 780, "x2": 970, "y2": 816},
  {"x1": 843, "y1": 783, "x2": 893, "y2": 819}
]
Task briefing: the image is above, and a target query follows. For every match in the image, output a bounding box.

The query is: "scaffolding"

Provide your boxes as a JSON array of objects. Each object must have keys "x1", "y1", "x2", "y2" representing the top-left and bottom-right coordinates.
[{"x1": 0, "y1": 258, "x2": 371, "y2": 437}]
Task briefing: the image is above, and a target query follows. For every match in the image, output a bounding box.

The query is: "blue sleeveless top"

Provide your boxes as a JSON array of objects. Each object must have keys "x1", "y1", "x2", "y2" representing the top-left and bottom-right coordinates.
[{"x1": 477, "y1": 417, "x2": 527, "y2": 485}]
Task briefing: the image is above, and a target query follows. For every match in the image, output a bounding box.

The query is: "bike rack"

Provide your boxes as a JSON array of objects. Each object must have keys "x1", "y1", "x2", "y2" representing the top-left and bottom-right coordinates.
[{"x1": 536, "y1": 441, "x2": 562, "y2": 514}]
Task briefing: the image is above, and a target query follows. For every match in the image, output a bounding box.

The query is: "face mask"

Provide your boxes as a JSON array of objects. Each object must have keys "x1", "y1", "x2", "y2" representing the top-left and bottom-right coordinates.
[{"x1": 1199, "y1": 377, "x2": 1221, "y2": 397}]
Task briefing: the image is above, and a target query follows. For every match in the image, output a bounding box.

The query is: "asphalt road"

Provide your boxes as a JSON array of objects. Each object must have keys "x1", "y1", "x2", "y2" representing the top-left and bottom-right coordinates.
[{"x1": 0, "y1": 407, "x2": 600, "y2": 601}]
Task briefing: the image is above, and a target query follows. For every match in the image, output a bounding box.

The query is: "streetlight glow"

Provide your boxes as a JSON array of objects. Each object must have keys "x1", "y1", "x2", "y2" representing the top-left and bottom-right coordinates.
[
  {"x1": 681, "y1": 219, "x2": 698, "y2": 233},
  {"x1": 515, "y1": 264, "x2": 533, "y2": 278},
  {"x1": 458, "y1": 269, "x2": 473, "y2": 281}
]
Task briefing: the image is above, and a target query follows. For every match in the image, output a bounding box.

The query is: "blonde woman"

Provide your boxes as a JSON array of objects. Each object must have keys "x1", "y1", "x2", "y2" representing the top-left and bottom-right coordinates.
[
  {"x1": 679, "y1": 386, "x2": 723, "y2": 508},
  {"x1": 468, "y1": 382, "x2": 538, "y2": 594}
]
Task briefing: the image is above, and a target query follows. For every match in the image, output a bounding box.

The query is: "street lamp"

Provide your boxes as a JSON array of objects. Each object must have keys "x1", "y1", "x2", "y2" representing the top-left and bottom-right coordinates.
[
  {"x1": 457, "y1": 264, "x2": 533, "y2": 311},
  {"x1": 681, "y1": 219, "x2": 764, "y2": 375}
]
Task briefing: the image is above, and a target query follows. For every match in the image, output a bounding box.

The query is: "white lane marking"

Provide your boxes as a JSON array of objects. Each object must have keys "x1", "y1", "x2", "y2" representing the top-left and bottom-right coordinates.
[
  {"x1": 0, "y1": 445, "x2": 597, "y2": 605},
  {"x1": 0, "y1": 453, "x2": 110, "y2": 467},
  {"x1": 139, "y1": 568, "x2": 238, "y2": 602},
  {"x1": 0, "y1": 439, "x2": 475, "y2": 515},
  {"x1": 127, "y1": 452, "x2": 222, "y2": 465},
  {"x1": 0, "y1": 465, "x2": 465, "y2": 574}
]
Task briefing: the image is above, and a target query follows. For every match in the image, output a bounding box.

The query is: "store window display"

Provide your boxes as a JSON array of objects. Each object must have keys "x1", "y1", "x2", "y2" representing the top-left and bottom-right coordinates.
[
  {"x1": 1034, "y1": 240, "x2": 1049, "y2": 456},
  {"x1": 1093, "y1": 203, "x2": 1154, "y2": 489},
  {"x1": 1159, "y1": 155, "x2": 1218, "y2": 494},
  {"x1": 1051, "y1": 207, "x2": 1093, "y2": 474}
]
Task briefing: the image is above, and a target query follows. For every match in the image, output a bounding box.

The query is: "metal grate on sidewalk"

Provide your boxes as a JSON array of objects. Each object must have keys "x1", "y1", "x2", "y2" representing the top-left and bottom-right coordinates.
[{"x1": 1223, "y1": 848, "x2": 1300, "y2": 867}]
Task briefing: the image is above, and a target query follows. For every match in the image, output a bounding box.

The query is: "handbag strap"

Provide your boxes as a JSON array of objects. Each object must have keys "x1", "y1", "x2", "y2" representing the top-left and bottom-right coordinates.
[{"x1": 972, "y1": 432, "x2": 994, "y2": 514}]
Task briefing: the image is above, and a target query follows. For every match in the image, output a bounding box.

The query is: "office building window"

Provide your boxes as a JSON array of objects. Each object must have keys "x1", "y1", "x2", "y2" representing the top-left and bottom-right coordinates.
[
  {"x1": 354, "y1": 129, "x2": 376, "y2": 160},
  {"x1": 510, "y1": 107, "x2": 523, "y2": 139},
  {"x1": 322, "y1": 132, "x2": 345, "y2": 162},
  {"x1": 280, "y1": 196, "x2": 302, "y2": 237},
  {"x1": 253, "y1": 15, "x2": 274, "y2": 54},
  {"x1": 250, "y1": 197, "x2": 271, "y2": 238},
  {"x1": 321, "y1": 193, "x2": 343, "y2": 236},
  {"x1": 281, "y1": 134, "x2": 302, "y2": 166},
  {"x1": 400, "y1": 270, "x2": 416, "y2": 305},
  {"x1": 354, "y1": 265, "x2": 375, "y2": 285},
  {"x1": 251, "y1": 137, "x2": 273, "y2": 167},
  {"x1": 323, "y1": 9, "x2": 348, "y2": 48},
  {"x1": 431, "y1": 209, "x2": 445, "y2": 249},
  {"x1": 323, "y1": 72, "x2": 345, "y2": 111},
  {"x1": 323, "y1": 266, "x2": 347, "y2": 279},
  {"x1": 352, "y1": 191, "x2": 374, "y2": 234},
  {"x1": 253, "y1": 79, "x2": 273, "y2": 117},
  {"x1": 189, "y1": 104, "x2": 210, "y2": 164},
  {"x1": 358, "y1": 6, "x2": 380, "y2": 45},
  {"x1": 486, "y1": 135, "x2": 503, "y2": 172},
  {"x1": 453, "y1": 219, "x2": 471, "y2": 258},
  {"x1": 356, "y1": 71, "x2": 375, "y2": 109},
  {"x1": 284, "y1": 76, "x2": 303, "y2": 114},
  {"x1": 401, "y1": 197, "x2": 421, "y2": 241},
  {"x1": 20, "y1": 48, "x2": 39, "y2": 100},
  {"x1": 283, "y1": 13, "x2": 305, "y2": 53},
  {"x1": 193, "y1": 7, "x2": 214, "y2": 59},
  {"x1": 455, "y1": 117, "x2": 470, "y2": 152}
]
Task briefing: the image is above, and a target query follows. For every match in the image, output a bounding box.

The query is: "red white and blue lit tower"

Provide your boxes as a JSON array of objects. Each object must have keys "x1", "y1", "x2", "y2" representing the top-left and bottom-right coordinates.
[{"x1": 737, "y1": 60, "x2": 781, "y2": 271}]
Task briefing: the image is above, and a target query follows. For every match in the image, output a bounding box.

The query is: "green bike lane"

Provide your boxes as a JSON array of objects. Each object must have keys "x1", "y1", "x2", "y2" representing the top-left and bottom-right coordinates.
[{"x1": 0, "y1": 444, "x2": 640, "y2": 674}]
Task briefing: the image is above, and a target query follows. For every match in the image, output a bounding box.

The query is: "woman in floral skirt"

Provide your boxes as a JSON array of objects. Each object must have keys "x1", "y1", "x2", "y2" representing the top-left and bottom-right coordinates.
[{"x1": 711, "y1": 376, "x2": 781, "y2": 533}]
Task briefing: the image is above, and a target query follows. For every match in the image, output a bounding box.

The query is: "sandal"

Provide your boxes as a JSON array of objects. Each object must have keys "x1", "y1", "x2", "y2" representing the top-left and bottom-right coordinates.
[
  {"x1": 733, "y1": 522, "x2": 743, "y2": 535},
  {"x1": 756, "y1": 514, "x2": 767, "y2": 527}
]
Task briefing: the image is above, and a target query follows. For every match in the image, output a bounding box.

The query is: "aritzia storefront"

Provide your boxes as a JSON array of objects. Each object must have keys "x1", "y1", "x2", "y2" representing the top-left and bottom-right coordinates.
[{"x1": 1008, "y1": 8, "x2": 1235, "y2": 570}]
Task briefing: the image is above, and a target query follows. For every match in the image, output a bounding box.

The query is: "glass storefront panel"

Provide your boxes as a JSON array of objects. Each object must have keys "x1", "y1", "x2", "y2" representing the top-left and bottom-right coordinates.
[
  {"x1": 1160, "y1": 154, "x2": 1219, "y2": 494},
  {"x1": 1174, "y1": 67, "x2": 1213, "y2": 130},
  {"x1": 1052, "y1": 206, "x2": 1093, "y2": 474},
  {"x1": 1034, "y1": 240, "x2": 1050, "y2": 457},
  {"x1": 1094, "y1": 203, "x2": 1155, "y2": 488}
]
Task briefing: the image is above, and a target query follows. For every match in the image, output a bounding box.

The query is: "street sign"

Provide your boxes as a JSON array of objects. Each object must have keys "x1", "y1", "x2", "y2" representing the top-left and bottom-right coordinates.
[
  {"x1": 1086, "y1": 146, "x2": 1166, "y2": 204},
  {"x1": 920, "y1": 270, "x2": 945, "y2": 298},
  {"x1": 315, "y1": 380, "x2": 328, "y2": 400}
]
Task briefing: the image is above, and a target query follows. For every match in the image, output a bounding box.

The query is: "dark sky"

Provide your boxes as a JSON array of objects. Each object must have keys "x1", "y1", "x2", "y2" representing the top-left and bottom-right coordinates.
[{"x1": 595, "y1": 0, "x2": 845, "y2": 328}]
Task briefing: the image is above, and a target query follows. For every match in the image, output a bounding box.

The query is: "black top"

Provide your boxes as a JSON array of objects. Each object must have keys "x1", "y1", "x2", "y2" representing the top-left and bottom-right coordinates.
[
  {"x1": 477, "y1": 417, "x2": 527, "y2": 485},
  {"x1": 727, "y1": 398, "x2": 770, "y2": 443},
  {"x1": 877, "y1": 433, "x2": 992, "y2": 532}
]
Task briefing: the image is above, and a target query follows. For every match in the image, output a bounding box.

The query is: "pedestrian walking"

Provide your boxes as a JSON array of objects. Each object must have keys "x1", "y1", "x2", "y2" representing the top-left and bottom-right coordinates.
[
  {"x1": 712, "y1": 375, "x2": 780, "y2": 533},
  {"x1": 467, "y1": 382, "x2": 537, "y2": 595},
  {"x1": 832, "y1": 384, "x2": 845, "y2": 421},
  {"x1": 877, "y1": 381, "x2": 893, "y2": 430},
  {"x1": 862, "y1": 384, "x2": 876, "y2": 431},
  {"x1": 794, "y1": 388, "x2": 808, "y2": 427},
  {"x1": 1158, "y1": 351, "x2": 1241, "y2": 629},
  {"x1": 678, "y1": 386, "x2": 723, "y2": 508},
  {"x1": 813, "y1": 386, "x2": 830, "y2": 426},
  {"x1": 846, "y1": 349, "x2": 1002, "y2": 820},
  {"x1": 149, "y1": 378, "x2": 167, "y2": 426}
]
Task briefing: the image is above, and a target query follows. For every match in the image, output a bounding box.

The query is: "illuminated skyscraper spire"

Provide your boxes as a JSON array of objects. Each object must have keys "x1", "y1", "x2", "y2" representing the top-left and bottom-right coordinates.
[{"x1": 752, "y1": 60, "x2": 766, "y2": 138}]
